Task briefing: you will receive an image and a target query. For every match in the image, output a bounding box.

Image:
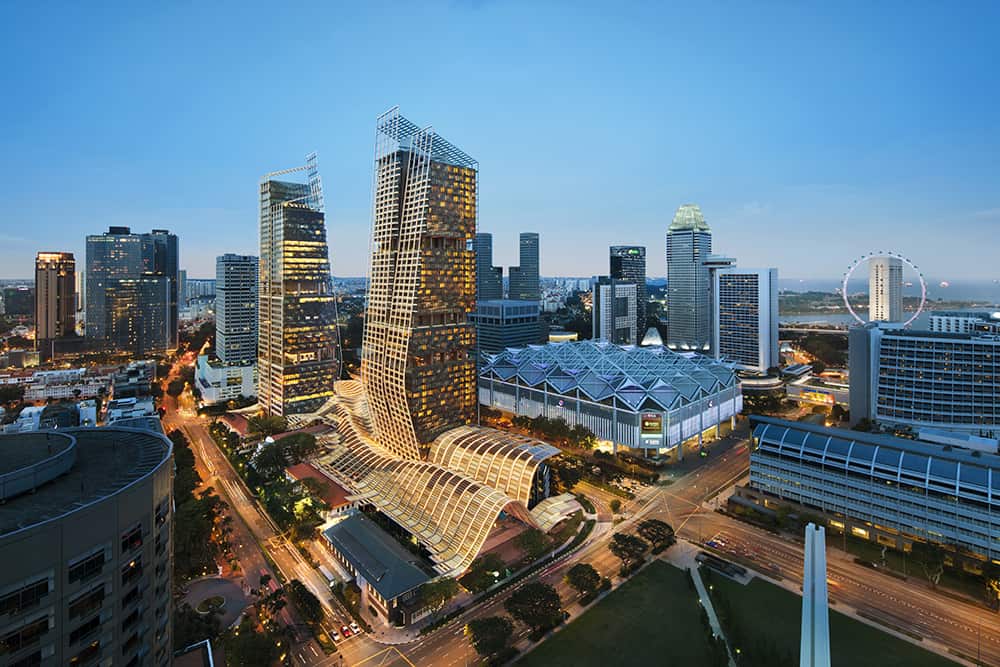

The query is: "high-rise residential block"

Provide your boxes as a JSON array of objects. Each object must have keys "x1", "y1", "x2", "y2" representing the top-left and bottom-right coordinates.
[
  {"x1": 216, "y1": 254, "x2": 258, "y2": 365},
  {"x1": 362, "y1": 109, "x2": 478, "y2": 459},
  {"x1": 713, "y1": 267, "x2": 779, "y2": 373},
  {"x1": 258, "y1": 154, "x2": 339, "y2": 416},
  {"x1": 85, "y1": 226, "x2": 178, "y2": 351},
  {"x1": 849, "y1": 323, "x2": 1000, "y2": 436},
  {"x1": 592, "y1": 276, "x2": 638, "y2": 344},
  {"x1": 610, "y1": 246, "x2": 647, "y2": 332},
  {"x1": 508, "y1": 232, "x2": 540, "y2": 301},
  {"x1": 0, "y1": 427, "x2": 174, "y2": 666},
  {"x1": 868, "y1": 256, "x2": 902, "y2": 322},
  {"x1": 666, "y1": 204, "x2": 712, "y2": 351},
  {"x1": 474, "y1": 233, "x2": 503, "y2": 301},
  {"x1": 35, "y1": 252, "x2": 76, "y2": 359}
]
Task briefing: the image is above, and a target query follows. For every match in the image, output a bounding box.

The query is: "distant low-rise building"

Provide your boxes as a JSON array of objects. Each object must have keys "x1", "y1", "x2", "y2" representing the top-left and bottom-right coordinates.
[
  {"x1": 471, "y1": 300, "x2": 543, "y2": 357},
  {"x1": 106, "y1": 396, "x2": 157, "y2": 424},
  {"x1": 195, "y1": 355, "x2": 256, "y2": 406},
  {"x1": 284, "y1": 463, "x2": 354, "y2": 517}
]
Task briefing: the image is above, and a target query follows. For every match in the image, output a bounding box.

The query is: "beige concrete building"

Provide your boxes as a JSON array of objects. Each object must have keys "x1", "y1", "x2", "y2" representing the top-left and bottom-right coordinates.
[{"x1": 0, "y1": 427, "x2": 173, "y2": 667}]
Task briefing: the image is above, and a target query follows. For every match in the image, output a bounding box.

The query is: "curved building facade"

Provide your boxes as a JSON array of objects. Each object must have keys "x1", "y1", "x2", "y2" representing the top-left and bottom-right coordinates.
[{"x1": 0, "y1": 428, "x2": 173, "y2": 667}]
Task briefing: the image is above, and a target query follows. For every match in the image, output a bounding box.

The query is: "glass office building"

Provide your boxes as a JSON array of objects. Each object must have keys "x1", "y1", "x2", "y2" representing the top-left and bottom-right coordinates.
[
  {"x1": 508, "y1": 232, "x2": 540, "y2": 301},
  {"x1": 666, "y1": 204, "x2": 712, "y2": 351},
  {"x1": 610, "y1": 245, "x2": 647, "y2": 331},
  {"x1": 258, "y1": 155, "x2": 340, "y2": 416}
]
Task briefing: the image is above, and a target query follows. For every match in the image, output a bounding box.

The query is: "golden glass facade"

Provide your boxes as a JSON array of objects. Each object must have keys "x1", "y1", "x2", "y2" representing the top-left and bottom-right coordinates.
[
  {"x1": 258, "y1": 158, "x2": 340, "y2": 416},
  {"x1": 363, "y1": 109, "x2": 478, "y2": 459}
]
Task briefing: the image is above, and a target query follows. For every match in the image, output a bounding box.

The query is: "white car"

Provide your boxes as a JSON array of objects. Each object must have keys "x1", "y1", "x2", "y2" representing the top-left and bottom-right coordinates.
[
  {"x1": 349, "y1": 622, "x2": 360, "y2": 634},
  {"x1": 331, "y1": 630, "x2": 340, "y2": 642}
]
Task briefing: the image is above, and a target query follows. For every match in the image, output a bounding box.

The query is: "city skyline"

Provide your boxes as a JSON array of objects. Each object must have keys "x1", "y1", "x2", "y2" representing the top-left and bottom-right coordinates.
[{"x1": 2, "y1": 4, "x2": 999, "y2": 281}]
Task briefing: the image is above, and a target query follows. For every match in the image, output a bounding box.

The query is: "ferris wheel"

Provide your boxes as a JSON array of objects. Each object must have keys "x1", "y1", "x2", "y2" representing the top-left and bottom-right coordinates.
[{"x1": 841, "y1": 251, "x2": 927, "y2": 327}]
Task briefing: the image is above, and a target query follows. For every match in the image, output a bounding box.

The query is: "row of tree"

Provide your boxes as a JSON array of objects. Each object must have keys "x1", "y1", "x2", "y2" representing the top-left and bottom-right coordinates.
[{"x1": 511, "y1": 415, "x2": 598, "y2": 449}]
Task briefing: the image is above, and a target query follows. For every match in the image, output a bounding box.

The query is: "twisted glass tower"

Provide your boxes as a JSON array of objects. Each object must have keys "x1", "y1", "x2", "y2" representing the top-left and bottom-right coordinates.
[
  {"x1": 362, "y1": 108, "x2": 478, "y2": 459},
  {"x1": 258, "y1": 154, "x2": 340, "y2": 416}
]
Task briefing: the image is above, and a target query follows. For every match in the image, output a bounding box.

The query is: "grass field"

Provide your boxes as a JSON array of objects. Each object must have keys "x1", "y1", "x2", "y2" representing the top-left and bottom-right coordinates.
[
  {"x1": 518, "y1": 560, "x2": 717, "y2": 666},
  {"x1": 707, "y1": 572, "x2": 955, "y2": 667}
]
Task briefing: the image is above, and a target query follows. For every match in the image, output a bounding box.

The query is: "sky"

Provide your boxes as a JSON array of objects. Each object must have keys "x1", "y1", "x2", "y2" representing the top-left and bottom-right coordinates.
[{"x1": 1, "y1": 2, "x2": 999, "y2": 282}]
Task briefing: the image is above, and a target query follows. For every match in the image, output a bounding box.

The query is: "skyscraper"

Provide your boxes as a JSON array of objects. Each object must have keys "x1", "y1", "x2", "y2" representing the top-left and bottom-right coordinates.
[
  {"x1": 258, "y1": 154, "x2": 339, "y2": 416},
  {"x1": 508, "y1": 232, "x2": 540, "y2": 301},
  {"x1": 474, "y1": 233, "x2": 503, "y2": 300},
  {"x1": 666, "y1": 204, "x2": 712, "y2": 351},
  {"x1": 868, "y1": 256, "x2": 902, "y2": 322},
  {"x1": 610, "y1": 245, "x2": 647, "y2": 332},
  {"x1": 216, "y1": 254, "x2": 258, "y2": 365},
  {"x1": 592, "y1": 276, "x2": 638, "y2": 344},
  {"x1": 85, "y1": 226, "x2": 178, "y2": 351},
  {"x1": 713, "y1": 267, "x2": 779, "y2": 373},
  {"x1": 34, "y1": 252, "x2": 76, "y2": 359},
  {"x1": 362, "y1": 108, "x2": 478, "y2": 459}
]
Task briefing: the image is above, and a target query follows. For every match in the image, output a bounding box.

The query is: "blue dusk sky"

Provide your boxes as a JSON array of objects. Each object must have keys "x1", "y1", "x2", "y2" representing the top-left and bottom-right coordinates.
[{"x1": 1, "y1": 2, "x2": 998, "y2": 281}]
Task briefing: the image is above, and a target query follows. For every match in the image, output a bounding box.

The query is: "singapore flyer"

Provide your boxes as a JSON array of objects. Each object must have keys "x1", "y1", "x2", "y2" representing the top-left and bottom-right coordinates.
[{"x1": 841, "y1": 251, "x2": 927, "y2": 327}]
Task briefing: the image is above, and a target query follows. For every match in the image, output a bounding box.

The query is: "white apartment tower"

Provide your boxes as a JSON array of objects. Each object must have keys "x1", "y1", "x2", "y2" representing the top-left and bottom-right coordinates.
[
  {"x1": 868, "y1": 256, "x2": 902, "y2": 322},
  {"x1": 713, "y1": 267, "x2": 779, "y2": 373}
]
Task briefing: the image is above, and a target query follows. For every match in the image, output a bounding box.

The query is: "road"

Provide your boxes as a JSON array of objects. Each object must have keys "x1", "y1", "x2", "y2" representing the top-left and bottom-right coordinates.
[
  {"x1": 163, "y1": 356, "x2": 376, "y2": 666},
  {"x1": 165, "y1": 360, "x2": 998, "y2": 667}
]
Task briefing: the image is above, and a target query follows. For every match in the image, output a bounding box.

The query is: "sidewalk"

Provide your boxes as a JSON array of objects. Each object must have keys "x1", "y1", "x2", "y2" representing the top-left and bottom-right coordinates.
[{"x1": 690, "y1": 565, "x2": 736, "y2": 667}]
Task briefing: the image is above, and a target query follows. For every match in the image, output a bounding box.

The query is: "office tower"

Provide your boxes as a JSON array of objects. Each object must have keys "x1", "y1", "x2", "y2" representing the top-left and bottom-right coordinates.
[
  {"x1": 216, "y1": 254, "x2": 258, "y2": 365},
  {"x1": 610, "y1": 246, "x2": 647, "y2": 331},
  {"x1": 362, "y1": 109, "x2": 478, "y2": 459},
  {"x1": 508, "y1": 232, "x2": 540, "y2": 301},
  {"x1": 104, "y1": 275, "x2": 172, "y2": 356},
  {"x1": 666, "y1": 204, "x2": 712, "y2": 351},
  {"x1": 85, "y1": 227, "x2": 178, "y2": 350},
  {"x1": 258, "y1": 154, "x2": 339, "y2": 416},
  {"x1": 737, "y1": 416, "x2": 999, "y2": 565},
  {"x1": 472, "y1": 300, "x2": 542, "y2": 356},
  {"x1": 592, "y1": 276, "x2": 638, "y2": 344},
  {"x1": 2, "y1": 286, "x2": 34, "y2": 316},
  {"x1": 0, "y1": 427, "x2": 174, "y2": 666},
  {"x1": 474, "y1": 233, "x2": 503, "y2": 300},
  {"x1": 177, "y1": 269, "x2": 187, "y2": 308},
  {"x1": 868, "y1": 256, "x2": 902, "y2": 322},
  {"x1": 849, "y1": 323, "x2": 1000, "y2": 436},
  {"x1": 74, "y1": 270, "x2": 85, "y2": 318},
  {"x1": 35, "y1": 252, "x2": 76, "y2": 360},
  {"x1": 713, "y1": 268, "x2": 779, "y2": 373}
]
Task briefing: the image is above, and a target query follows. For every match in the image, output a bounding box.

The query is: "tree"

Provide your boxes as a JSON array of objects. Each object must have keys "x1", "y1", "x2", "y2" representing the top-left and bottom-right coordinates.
[
  {"x1": 173, "y1": 603, "x2": 221, "y2": 650},
  {"x1": 518, "y1": 528, "x2": 551, "y2": 561},
  {"x1": 609, "y1": 532, "x2": 648, "y2": 569},
  {"x1": 280, "y1": 432, "x2": 319, "y2": 463},
  {"x1": 565, "y1": 563, "x2": 601, "y2": 597},
  {"x1": 467, "y1": 616, "x2": 514, "y2": 659},
  {"x1": 166, "y1": 379, "x2": 186, "y2": 397},
  {"x1": 636, "y1": 519, "x2": 675, "y2": 548},
  {"x1": 286, "y1": 579, "x2": 324, "y2": 624},
  {"x1": 253, "y1": 442, "x2": 288, "y2": 475},
  {"x1": 223, "y1": 618, "x2": 281, "y2": 667},
  {"x1": 248, "y1": 414, "x2": 288, "y2": 437},
  {"x1": 810, "y1": 360, "x2": 827, "y2": 375},
  {"x1": 609, "y1": 498, "x2": 622, "y2": 514},
  {"x1": 419, "y1": 577, "x2": 459, "y2": 613},
  {"x1": 503, "y1": 582, "x2": 562, "y2": 631},
  {"x1": 830, "y1": 404, "x2": 847, "y2": 422},
  {"x1": 460, "y1": 553, "x2": 506, "y2": 593}
]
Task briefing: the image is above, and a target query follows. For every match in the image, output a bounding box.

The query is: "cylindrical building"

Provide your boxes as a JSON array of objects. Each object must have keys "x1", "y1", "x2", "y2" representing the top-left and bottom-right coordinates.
[{"x1": 0, "y1": 427, "x2": 173, "y2": 667}]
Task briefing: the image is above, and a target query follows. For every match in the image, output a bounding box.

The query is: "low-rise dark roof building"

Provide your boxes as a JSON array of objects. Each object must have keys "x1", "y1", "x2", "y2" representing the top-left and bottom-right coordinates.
[{"x1": 321, "y1": 513, "x2": 432, "y2": 626}]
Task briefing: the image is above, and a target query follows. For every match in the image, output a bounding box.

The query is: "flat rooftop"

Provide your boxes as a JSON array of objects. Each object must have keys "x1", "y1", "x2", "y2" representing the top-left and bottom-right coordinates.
[
  {"x1": 0, "y1": 427, "x2": 172, "y2": 538},
  {"x1": 0, "y1": 431, "x2": 74, "y2": 474}
]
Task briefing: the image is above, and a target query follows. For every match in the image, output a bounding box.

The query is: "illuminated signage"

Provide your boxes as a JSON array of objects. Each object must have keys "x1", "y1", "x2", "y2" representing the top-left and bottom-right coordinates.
[{"x1": 641, "y1": 413, "x2": 663, "y2": 435}]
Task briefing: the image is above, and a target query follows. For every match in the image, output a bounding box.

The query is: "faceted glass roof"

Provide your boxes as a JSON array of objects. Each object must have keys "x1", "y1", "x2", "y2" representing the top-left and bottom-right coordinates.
[
  {"x1": 668, "y1": 204, "x2": 710, "y2": 232},
  {"x1": 481, "y1": 341, "x2": 738, "y2": 411}
]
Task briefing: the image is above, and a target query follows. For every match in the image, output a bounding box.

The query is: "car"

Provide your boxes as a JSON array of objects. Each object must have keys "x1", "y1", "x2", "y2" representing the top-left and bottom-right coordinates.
[
  {"x1": 331, "y1": 630, "x2": 340, "y2": 641},
  {"x1": 341, "y1": 625, "x2": 352, "y2": 638},
  {"x1": 349, "y1": 622, "x2": 360, "y2": 634}
]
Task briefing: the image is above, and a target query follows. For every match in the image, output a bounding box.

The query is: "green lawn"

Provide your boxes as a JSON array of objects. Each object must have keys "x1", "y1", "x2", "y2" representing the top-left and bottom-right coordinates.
[
  {"x1": 518, "y1": 560, "x2": 717, "y2": 666},
  {"x1": 707, "y1": 572, "x2": 955, "y2": 667}
]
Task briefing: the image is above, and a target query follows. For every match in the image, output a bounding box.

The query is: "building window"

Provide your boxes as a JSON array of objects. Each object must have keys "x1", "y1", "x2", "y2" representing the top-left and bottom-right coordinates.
[
  {"x1": 121, "y1": 557, "x2": 143, "y2": 587},
  {"x1": 68, "y1": 551, "x2": 106, "y2": 585},
  {"x1": 0, "y1": 616, "x2": 49, "y2": 654},
  {"x1": 120, "y1": 525, "x2": 143, "y2": 555},
  {"x1": 70, "y1": 640, "x2": 100, "y2": 666},
  {"x1": 0, "y1": 578, "x2": 50, "y2": 617},
  {"x1": 68, "y1": 586, "x2": 105, "y2": 620}
]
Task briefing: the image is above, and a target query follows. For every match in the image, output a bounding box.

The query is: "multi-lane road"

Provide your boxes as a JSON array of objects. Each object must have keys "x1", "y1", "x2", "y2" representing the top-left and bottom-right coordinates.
[{"x1": 166, "y1": 363, "x2": 998, "y2": 667}]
